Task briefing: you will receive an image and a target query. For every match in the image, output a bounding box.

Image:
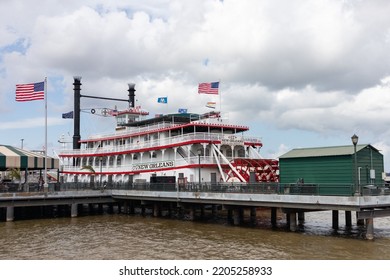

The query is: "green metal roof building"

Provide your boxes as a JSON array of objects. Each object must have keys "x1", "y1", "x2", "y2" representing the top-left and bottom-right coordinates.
[{"x1": 279, "y1": 144, "x2": 384, "y2": 190}]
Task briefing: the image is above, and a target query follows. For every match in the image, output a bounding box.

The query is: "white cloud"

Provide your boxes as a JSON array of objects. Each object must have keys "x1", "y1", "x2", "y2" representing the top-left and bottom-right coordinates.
[
  {"x1": 271, "y1": 143, "x2": 291, "y2": 159},
  {"x1": 2, "y1": 0, "x2": 390, "y2": 169},
  {"x1": 0, "y1": 117, "x2": 65, "y2": 130}
]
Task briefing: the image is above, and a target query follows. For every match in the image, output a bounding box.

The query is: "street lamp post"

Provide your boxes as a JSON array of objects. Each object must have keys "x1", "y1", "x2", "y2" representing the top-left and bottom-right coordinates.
[
  {"x1": 351, "y1": 134, "x2": 359, "y2": 195},
  {"x1": 100, "y1": 157, "x2": 103, "y2": 186},
  {"x1": 198, "y1": 150, "x2": 201, "y2": 188}
]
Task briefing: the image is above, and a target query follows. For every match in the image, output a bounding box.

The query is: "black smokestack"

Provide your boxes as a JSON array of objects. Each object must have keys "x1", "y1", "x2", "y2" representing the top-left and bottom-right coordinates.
[
  {"x1": 73, "y1": 76, "x2": 82, "y2": 150},
  {"x1": 128, "y1": 83, "x2": 136, "y2": 108}
]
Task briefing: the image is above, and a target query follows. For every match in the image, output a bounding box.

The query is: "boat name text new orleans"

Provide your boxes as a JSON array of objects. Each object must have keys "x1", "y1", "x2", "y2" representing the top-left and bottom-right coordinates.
[{"x1": 132, "y1": 160, "x2": 175, "y2": 171}]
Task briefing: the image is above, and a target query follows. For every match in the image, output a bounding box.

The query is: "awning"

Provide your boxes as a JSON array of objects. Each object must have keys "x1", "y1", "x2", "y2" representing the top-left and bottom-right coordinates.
[{"x1": 0, "y1": 145, "x2": 59, "y2": 171}]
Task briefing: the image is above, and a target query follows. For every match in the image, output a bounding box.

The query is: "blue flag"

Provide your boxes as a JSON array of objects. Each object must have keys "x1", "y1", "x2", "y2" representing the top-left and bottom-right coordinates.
[
  {"x1": 62, "y1": 111, "x2": 73, "y2": 119},
  {"x1": 178, "y1": 108, "x2": 187, "y2": 114},
  {"x1": 157, "y1": 97, "x2": 168, "y2": 104}
]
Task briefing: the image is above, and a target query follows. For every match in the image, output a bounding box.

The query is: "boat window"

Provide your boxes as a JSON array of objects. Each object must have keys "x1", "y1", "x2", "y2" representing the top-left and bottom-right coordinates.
[
  {"x1": 237, "y1": 148, "x2": 245, "y2": 157},
  {"x1": 109, "y1": 157, "x2": 114, "y2": 166},
  {"x1": 150, "y1": 152, "x2": 157, "y2": 158},
  {"x1": 116, "y1": 115, "x2": 126, "y2": 126},
  {"x1": 225, "y1": 148, "x2": 232, "y2": 157}
]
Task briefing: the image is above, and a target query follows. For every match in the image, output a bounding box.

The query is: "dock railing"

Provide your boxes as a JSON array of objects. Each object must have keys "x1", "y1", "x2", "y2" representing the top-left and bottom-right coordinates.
[
  {"x1": 57, "y1": 182, "x2": 389, "y2": 196},
  {"x1": 2, "y1": 181, "x2": 390, "y2": 196}
]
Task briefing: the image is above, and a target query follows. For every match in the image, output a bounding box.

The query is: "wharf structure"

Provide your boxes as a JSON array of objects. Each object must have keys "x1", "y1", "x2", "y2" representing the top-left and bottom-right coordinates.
[{"x1": 1, "y1": 182, "x2": 390, "y2": 240}]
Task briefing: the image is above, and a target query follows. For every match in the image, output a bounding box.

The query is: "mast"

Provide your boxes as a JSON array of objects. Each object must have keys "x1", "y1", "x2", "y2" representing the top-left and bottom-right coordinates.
[
  {"x1": 73, "y1": 76, "x2": 82, "y2": 150},
  {"x1": 128, "y1": 83, "x2": 136, "y2": 108}
]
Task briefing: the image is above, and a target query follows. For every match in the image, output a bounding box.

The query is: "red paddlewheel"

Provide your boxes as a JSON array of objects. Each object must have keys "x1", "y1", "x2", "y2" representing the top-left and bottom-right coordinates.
[{"x1": 223, "y1": 158, "x2": 279, "y2": 183}]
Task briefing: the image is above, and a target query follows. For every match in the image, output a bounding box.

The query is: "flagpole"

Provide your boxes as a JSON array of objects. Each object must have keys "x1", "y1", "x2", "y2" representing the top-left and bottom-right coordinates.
[
  {"x1": 44, "y1": 77, "x2": 48, "y2": 192},
  {"x1": 219, "y1": 79, "x2": 222, "y2": 114}
]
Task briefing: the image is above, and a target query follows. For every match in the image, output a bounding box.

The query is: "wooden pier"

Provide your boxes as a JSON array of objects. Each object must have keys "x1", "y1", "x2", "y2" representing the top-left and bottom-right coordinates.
[{"x1": 1, "y1": 183, "x2": 390, "y2": 240}]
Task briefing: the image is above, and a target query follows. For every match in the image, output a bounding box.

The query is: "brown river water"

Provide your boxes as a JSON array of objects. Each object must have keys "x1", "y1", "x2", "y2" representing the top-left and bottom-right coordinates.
[{"x1": 1, "y1": 210, "x2": 390, "y2": 260}]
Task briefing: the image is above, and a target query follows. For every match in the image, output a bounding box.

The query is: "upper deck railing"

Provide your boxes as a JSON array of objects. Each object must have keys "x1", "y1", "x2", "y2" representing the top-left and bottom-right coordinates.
[
  {"x1": 87, "y1": 121, "x2": 176, "y2": 140},
  {"x1": 84, "y1": 118, "x2": 249, "y2": 142}
]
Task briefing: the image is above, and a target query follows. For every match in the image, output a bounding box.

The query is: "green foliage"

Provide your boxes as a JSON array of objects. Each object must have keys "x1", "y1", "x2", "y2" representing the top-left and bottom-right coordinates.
[{"x1": 8, "y1": 168, "x2": 21, "y2": 180}]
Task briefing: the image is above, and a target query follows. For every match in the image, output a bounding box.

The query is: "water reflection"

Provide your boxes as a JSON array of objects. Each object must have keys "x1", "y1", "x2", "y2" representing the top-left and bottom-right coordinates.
[{"x1": 1, "y1": 211, "x2": 390, "y2": 260}]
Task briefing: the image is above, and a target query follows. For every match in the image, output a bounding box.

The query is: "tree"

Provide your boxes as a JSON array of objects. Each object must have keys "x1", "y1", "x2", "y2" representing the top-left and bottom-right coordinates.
[
  {"x1": 8, "y1": 168, "x2": 21, "y2": 181},
  {"x1": 8, "y1": 168, "x2": 22, "y2": 191}
]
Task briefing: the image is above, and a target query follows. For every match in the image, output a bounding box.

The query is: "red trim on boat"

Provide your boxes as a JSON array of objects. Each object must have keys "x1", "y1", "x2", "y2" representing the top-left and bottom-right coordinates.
[{"x1": 61, "y1": 163, "x2": 224, "y2": 176}]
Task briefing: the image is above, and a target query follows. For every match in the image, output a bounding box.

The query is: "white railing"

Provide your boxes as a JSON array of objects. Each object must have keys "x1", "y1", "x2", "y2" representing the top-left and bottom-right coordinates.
[
  {"x1": 59, "y1": 132, "x2": 262, "y2": 156},
  {"x1": 85, "y1": 118, "x2": 249, "y2": 142},
  {"x1": 87, "y1": 121, "x2": 179, "y2": 140}
]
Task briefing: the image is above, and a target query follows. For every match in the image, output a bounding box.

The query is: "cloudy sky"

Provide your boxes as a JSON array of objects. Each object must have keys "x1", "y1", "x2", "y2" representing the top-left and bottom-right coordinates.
[{"x1": 1, "y1": 0, "x2": 390, "y2": 171}]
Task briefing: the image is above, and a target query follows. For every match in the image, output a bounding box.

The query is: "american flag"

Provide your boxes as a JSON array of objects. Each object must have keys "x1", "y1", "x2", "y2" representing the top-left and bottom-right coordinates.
[
  {"x1": 198, "y1": 82, "x2": 219, "y2": 95},
  {"x1": 15, "y1": 81, "x2": 45, "y2": 102}
]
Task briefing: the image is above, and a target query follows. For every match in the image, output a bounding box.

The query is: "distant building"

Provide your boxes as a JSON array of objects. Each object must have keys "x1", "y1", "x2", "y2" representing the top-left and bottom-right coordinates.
[
  {"x1": 279, "y1": 144, "x2": 384, "y2": 186},
  {"x1": 383, "y1": 173, "x2": 390, "y2": 186}
]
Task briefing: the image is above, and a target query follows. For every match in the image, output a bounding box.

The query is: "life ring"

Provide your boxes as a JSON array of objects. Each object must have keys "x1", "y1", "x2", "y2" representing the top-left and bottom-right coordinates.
[{"x1": 91, "y1": 109, "x2": 96, "y2": 114}]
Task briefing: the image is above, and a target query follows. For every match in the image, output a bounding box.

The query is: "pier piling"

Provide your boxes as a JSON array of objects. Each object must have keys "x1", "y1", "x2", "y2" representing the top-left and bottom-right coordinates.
[
  {"x1": 271, "y1": 207, "x2": 277, "y2": 227},
  {"x1": 6, "y1": 206, "x2": 14, "y2": 222},
  {"x1": 71, "y1": 203, "x2": 78, "y2": 218},
  {"x1": 366, "y1": 218, "x2": 374, "y2": 240},
  {"x1": 345, "y1": 211, "x2": 352, "y2": 227},
  {"x1": 332, "y1": 210, "x2": 339, "y2": 230},
  {"x1": 298, "y1": 212, "x2": 305, "y2": 226},
  {"x1": 250, "y1": 207, "x2": 257, "y2": 226},
  {"x1": 289, "y1": 212, "x2": 297, "y2": 231}
]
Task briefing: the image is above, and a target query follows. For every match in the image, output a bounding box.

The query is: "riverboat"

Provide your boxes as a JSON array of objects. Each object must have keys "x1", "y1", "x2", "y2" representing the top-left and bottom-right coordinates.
[{"x1": 58, "y1": 84, "x2": 279, "y2": 186}]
